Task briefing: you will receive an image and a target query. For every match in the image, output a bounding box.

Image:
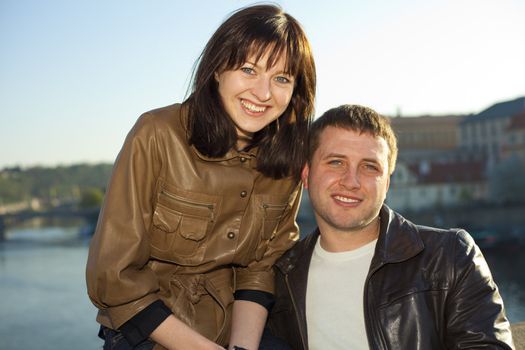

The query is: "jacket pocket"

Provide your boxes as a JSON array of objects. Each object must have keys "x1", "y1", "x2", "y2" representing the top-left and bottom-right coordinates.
[
  {"x1": 150, "y1": 187, "x2": 218, "y2": 265},
  {"x1": 254, "y1": 195, "x2": 289, "y2": 261},
  {"x1": 376, "y1": 289, "x2": 447, "y2": 349}
]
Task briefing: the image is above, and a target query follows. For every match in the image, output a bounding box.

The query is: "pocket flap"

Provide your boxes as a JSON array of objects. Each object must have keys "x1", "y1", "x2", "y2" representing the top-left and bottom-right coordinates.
[
  {"x1": 180, "y1": 216, "x2": 207, "y2": 241},
  {"x1": 153, "y1": 205, "x2": 182, "y2": 232}
]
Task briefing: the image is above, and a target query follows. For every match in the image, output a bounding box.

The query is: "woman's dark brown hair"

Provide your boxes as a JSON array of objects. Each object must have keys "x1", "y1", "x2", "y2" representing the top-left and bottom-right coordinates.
[{"x1": 186, "y1": 4, "x2": 316, "y2": 179}]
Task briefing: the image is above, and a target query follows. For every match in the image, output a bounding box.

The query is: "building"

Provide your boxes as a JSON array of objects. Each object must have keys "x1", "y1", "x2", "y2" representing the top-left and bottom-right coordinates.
[
  {"x1": 389, "y1": 114, "x2": 465, "y2": 162},
  {"x1": 388, "y1": 160, "x2": 487, "y2": 212},
  {"x1": 386, "y1": 96, "x2": 525, "y2": 211},
  {"x1": 459, "y1": 96, "x2": 525, "y2": 165},
  {"x1": 500, "y1": 110, "x2": 525, "y2": 160}
]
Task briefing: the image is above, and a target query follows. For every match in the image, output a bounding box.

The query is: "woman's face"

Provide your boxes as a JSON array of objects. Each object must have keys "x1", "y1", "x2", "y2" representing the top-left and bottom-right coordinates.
[{"x1": 215, "y1": 49, "x2": 295, "y2": 148}]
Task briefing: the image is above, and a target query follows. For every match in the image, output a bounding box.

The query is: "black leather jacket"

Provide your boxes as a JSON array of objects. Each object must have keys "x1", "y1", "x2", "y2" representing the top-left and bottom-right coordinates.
[{"x1": 267, "y1": 205, "x2": 515, "y2": 349}]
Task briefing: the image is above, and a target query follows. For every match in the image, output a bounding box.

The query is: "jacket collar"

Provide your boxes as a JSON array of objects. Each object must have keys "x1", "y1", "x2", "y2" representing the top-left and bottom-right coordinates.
[
  {"x1": 178, "y1": 102, "x2": 259, "y2": 163},
  {"x1": 275, "y1": 227, "x2": 319, "y2": 275},
  {"x1": 192, "y1": 145, "x2": 258, "y2": 162},
  {"x1": 370, "y1": 205, "x2": 424, "y2": 272},
  {"x1": 276, "y1": 204, "x2": 425, "y2": 274}
]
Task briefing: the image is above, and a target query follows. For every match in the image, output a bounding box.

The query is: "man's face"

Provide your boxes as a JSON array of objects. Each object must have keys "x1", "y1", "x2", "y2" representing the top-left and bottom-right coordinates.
[{"x1": 303, "y1": 126, "x2": 390, "y2": 234}]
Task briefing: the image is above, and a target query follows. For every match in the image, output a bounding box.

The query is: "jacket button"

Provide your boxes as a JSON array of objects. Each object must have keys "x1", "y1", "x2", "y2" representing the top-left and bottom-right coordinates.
[
  {"x1": 240, "y1": 191, "x2": 247, "y2": 198},
  {"x1": 227, "y1": 232, "x2": 236, "y2": 239},
  {"x1": 240, "y1": 157, "x2": 247, "y2": 163}
]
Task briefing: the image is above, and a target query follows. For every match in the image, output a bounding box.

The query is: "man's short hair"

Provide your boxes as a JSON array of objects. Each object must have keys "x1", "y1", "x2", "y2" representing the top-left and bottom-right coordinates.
[{"x1": 308, "y1": 104, "x2": 398, "y2": 174}]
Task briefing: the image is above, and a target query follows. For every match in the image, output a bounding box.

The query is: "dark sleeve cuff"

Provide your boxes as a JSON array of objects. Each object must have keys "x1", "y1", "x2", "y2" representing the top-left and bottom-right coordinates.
[
  {"x1": 234, "y1": 289, "x2": 275, "y2": 311},
  {"x1": 119, "y1": 300, "x2": 172, "y2": 346}
]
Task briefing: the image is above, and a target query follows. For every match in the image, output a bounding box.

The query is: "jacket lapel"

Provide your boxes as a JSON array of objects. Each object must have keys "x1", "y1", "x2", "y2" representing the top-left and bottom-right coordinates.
[
  {"x1": 370, "y1": 205, "x2": 425, "y2": 273},
  {"x1": 276, "y1": 229, "x2": 319, "y2": 349}
]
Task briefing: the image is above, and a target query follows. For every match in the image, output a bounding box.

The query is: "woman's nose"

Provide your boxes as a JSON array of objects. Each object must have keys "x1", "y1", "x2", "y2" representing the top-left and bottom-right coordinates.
[{"x1": 251, "y1": 77, "x2": 272, "y2": 101}]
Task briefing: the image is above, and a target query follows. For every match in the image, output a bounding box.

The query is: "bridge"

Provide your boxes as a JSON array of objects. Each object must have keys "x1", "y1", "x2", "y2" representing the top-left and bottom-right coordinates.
[{"x1": 0, "y1": 206, "x2": 100, "y2": 240}]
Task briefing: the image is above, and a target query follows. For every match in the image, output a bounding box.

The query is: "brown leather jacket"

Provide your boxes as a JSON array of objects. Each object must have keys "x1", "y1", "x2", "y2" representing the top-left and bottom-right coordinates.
[
  {"x1": 267, "y1": 205, "x2": 515, "y2": 349},
  {"x1": 86, "y1": 103, "x2": 301, "y2": 345}
]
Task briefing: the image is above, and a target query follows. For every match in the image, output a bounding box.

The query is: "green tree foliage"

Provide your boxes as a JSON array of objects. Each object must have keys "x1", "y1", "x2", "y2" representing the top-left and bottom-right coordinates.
[
  {"x1": 79, "y1": 187, "x2": 105, "y2": 209},
  {"x1": 0, "y1": 163, "x2": 113, "y2": 206},
  {"x1": 0, "y1": 167, "x2": 32, "y2": 204}
]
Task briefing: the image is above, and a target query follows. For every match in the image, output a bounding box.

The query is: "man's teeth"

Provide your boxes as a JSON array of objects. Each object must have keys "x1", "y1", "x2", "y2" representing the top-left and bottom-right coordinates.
[
  {"x1": 241, "y1": 100, "x2": 266, "y2": 113},
  {"x1": 334, "y1": 196, "x2": 359, "y2": 203}
]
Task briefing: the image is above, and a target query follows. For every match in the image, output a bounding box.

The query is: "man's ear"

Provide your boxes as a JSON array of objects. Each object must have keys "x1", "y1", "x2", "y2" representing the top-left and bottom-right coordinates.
[{"x1": 301, "y1": 164, "x2": 310, "y2": 189}]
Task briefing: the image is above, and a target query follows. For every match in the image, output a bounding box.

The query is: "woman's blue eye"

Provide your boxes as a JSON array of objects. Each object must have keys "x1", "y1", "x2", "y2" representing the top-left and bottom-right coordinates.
[
  {"x1": 241, "y1": 67, "x2": 255, "y2": 74},
  {"x1": 275, "y1": 76, "x2": 290, "y2": 83}
]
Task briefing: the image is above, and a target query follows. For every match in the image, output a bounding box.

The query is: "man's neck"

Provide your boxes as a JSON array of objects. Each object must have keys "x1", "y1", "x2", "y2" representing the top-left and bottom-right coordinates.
[{"x1": 318, "y1": 217, "x2": 380, "y2": 253}]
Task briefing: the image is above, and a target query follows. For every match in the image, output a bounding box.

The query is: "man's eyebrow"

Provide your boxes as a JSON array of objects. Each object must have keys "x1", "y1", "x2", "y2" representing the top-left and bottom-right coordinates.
[
  {"x1": 362, "y1": 157, "x2": 381, "y2": 164},
  {"x1": 323, "y1": 152, "x2": 347, "y2": 159},
  {"x1": 323, "y1": 153, "x2": 381, "y2": 164}
]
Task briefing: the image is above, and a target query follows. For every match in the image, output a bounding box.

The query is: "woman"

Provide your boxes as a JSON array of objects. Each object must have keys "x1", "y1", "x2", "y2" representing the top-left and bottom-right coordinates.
[{"x1": 86, "y1": 4, "x2": 315, "y2": 350}]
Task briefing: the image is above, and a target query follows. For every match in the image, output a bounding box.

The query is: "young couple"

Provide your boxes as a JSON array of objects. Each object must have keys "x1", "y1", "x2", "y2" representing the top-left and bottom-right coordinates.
[{"x1": 86, "y1": 4, "x2": 514, "y2": 349}]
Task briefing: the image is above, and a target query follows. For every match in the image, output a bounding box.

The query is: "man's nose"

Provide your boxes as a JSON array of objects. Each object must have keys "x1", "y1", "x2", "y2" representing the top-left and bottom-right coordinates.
[{"x1": 339, "y1": 168, "x2": 360, "y2": 189}]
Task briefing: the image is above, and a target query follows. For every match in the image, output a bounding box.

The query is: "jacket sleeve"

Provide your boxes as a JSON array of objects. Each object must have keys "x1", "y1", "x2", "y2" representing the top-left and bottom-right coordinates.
[
  {"x1": 234, "y1": 184, "x2": 302, "y2": 294},
  {"x1": 86, "y1": 113, "x2": 165, "y2": 329},
  {"x1": 445, "y1": 229, "x2": 515, "y2": 349}
]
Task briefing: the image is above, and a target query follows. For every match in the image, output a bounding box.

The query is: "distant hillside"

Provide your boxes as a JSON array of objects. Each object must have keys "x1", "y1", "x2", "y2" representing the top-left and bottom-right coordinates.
[{"x1": 0, "y1": 163, "x2": 113, "y2": 205}]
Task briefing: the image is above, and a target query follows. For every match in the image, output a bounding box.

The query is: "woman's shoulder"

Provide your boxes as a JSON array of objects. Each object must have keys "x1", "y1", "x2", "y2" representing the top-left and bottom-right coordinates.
[
  {"x1": 130, "y1": 103, "x2": 186, "y2": 135},
  {"x1": 139, "y1": 103, "x2": 184, "y2": 125}
]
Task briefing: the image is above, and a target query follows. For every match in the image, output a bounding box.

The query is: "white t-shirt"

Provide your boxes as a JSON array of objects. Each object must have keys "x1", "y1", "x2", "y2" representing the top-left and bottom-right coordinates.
[{"x1": 306, "y1": 236, "x2": 377, "y2": 350}]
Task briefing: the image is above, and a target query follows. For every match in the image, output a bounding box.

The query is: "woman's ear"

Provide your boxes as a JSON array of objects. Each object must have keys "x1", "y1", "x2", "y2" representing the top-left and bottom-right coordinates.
[{"x1": 214, "y1": 71, "x2": 220, "y2": 83}]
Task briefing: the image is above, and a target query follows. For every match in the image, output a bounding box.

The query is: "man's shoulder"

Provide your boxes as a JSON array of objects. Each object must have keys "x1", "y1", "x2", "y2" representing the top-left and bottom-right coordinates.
[
  {"x1": 275, "y1": 229, "x2": 319, "y2": 273},
  {"x1": 415, "y1": 223, "x2": 473, "y2": 247},
  {"x1": 388, "y1": 207, "x2": 469, "y2": 244}
]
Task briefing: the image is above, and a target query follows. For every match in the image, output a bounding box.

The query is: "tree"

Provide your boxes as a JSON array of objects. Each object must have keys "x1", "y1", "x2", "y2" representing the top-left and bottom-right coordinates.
[{"x1": 79, "y1": 187, "x2": 104, "y2": 209}]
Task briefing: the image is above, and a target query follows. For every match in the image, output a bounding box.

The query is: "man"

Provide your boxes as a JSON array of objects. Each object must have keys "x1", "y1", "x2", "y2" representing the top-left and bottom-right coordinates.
[{"x1": 266, "y1": 105, "x2": 514, "y2": 349}]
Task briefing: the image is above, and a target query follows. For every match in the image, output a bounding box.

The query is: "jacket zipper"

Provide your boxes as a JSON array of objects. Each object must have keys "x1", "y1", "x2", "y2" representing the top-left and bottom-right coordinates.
[
  {"x1": 160, "y1": 190, "x2": 215, "y2": 221},
  {"x1": 262, "y1": 203, "x2": 287, "y2": 214},
  {"x1": 285, "y1": 273, "x2": 308, "y2": 350}
]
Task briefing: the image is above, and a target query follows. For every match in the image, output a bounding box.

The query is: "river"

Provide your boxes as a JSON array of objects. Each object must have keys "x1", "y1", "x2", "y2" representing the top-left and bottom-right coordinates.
[{"x1": 0, "y1": 218, "x2": 524, "y2": 350}]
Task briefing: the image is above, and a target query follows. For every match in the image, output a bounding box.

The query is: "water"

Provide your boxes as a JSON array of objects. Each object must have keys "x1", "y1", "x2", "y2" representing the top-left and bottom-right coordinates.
[
  {"x1": 1, "y1": 221, "x2": 524, "y2": 350},
  {"x1": 0, "y1": 223, "x2": 102, "y2": 350}
]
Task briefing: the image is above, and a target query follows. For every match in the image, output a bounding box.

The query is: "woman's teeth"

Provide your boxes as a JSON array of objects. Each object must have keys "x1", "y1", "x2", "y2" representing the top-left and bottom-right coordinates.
[{"x1": 241, "y1": 100, "x2": 266, "y2": 113}]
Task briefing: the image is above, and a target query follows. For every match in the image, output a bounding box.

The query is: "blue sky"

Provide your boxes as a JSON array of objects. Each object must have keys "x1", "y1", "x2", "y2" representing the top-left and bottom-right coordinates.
[{"x1": 1, "y1": 0, "x2": 524, "y2": 168}]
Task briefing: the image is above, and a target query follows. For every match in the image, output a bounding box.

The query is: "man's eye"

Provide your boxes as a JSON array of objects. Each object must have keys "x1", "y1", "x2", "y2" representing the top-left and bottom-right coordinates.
[
  {"x1": 364, "y1": 164, "x2": 379, "y2": 171},
  {"x1": 328, "y1": 160, "x2": 342, "y2": 166}
]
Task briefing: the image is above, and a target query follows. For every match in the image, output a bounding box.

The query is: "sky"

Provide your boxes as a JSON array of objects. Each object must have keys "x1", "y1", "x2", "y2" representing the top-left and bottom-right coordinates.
[{"x1": 1, "y1": 0, "x2": 524, "y2": 168}]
